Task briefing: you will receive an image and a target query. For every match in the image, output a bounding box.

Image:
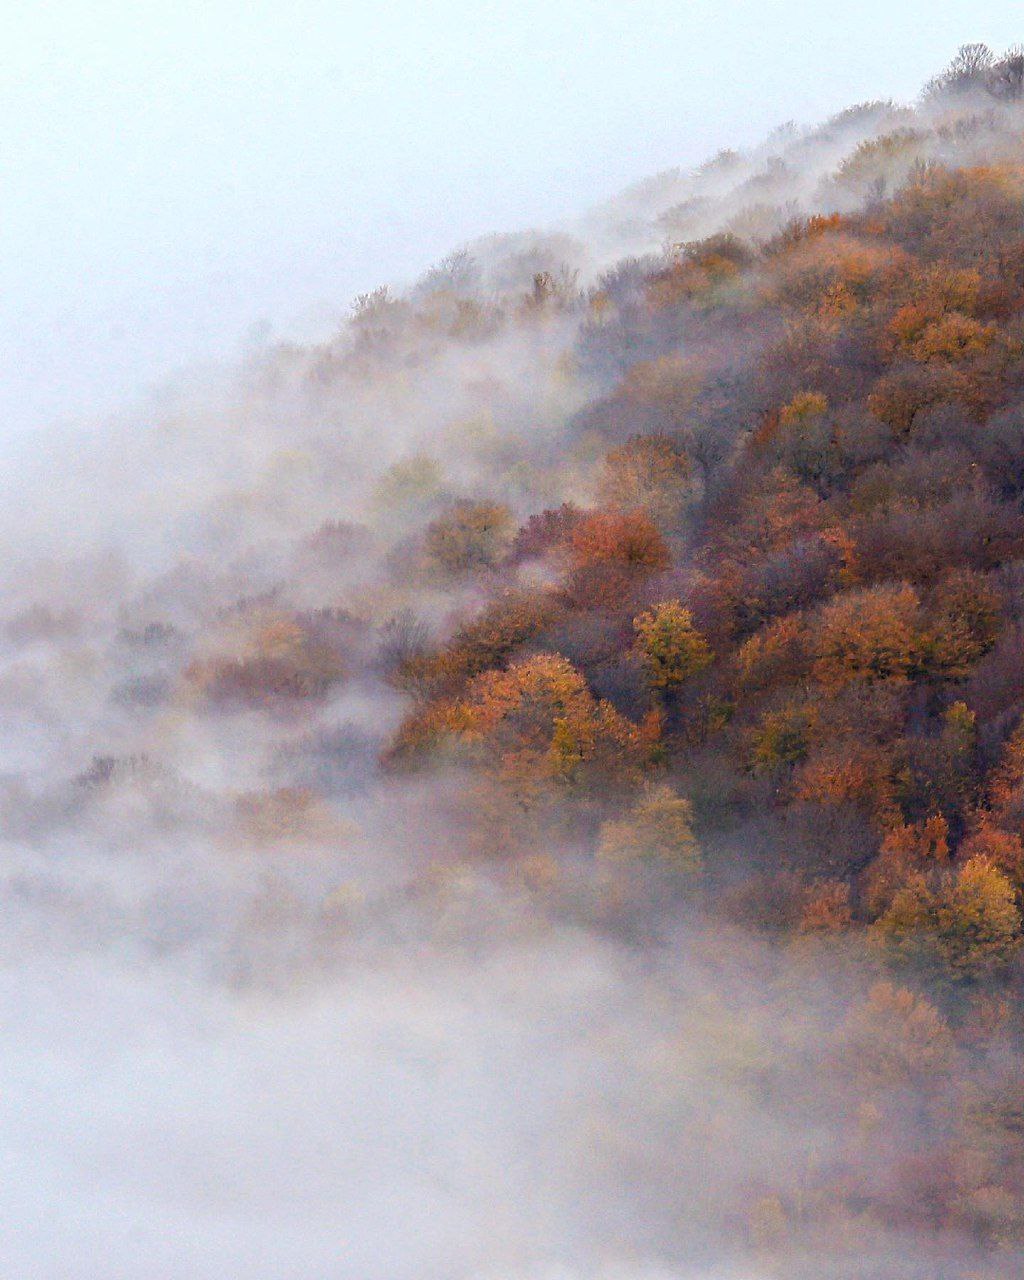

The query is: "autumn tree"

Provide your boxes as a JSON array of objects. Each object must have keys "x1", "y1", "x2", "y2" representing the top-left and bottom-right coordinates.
[
  {"x1": 570, "y1": 510, "x2": 671, "y2": 574},
  {"x1": 863, "y1": 815, "x2": 950, "y2": 918},
  {"x1": 892, "y1": 701, "x2": 979, "y2": 825},
  {"x1": 839, "y1": 981, "x2": 954, "y2": 1087},
  {"x1": 959, "y1": 722, "x2": 1024, "y2": 888},
  {"x1": 633, "y1": 601, "x2": 712, "y2": 693},
  {"x1": 867, "y1": 366, "x2": 959, "y2": 438},
  {"x1": 424, "y1": 500, "x2": 515, "y2": 577},
  {"x1": 732, "y1": 615, "x2": 808, "y2": 692},
  {"x1": 811, "y1": 583, "x2": 921, "y2": 687},
  {"x1": 597, "y1": 434, "x2": 693, "y2": 528},
  {"x1": 402, "y1": 591, "x2": 560, "y2": 694},
  {"x1": 507, "y1": 503, "x2": 584, "y2": 564},
  {"x1": 793, "y1": 738, "x2": 897, "y2": 826},
  {"x1": 372, "y1": 455, "x2": 444, "y2": 525},
  {"x1": 798, "y1": 878, "x2": 852, "y2": 933},
  {"x1": 960, "y1": 822, "x2": 1024, "y2": 892},
  {"x1": 918, "y1": 570, "x2": 1001, "y2": 682},
  {"x1": 388, "y1": 653, "x2": 643, "y2": 809},
  {"x1": 564, "y1": 511, "x2": 671, "y2": 609},
  {"x1": 598, "y1": 783, "x2": 702, "y2": 878},
  {"x1": 749, "y1": 703, "x2": 813, "y2": 772},
  {"x1": 187, "y1": 609, "x2": 348, "y2": 708},
  {"x1": 875, "y1": 857, "x2": 1022, "y2": 984}
]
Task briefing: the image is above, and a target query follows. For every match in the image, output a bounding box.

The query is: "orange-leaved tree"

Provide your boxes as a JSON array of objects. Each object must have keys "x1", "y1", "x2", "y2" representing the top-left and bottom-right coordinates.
[{"x1": 387, "y1": 653, "x2": 645, "y2": 810}]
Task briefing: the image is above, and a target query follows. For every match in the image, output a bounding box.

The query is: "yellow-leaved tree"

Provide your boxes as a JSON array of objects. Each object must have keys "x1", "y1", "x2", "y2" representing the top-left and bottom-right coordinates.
[
  {"x1": 875, "y1": 857, "x2": 1022, "y2": 984},
  {"x1": 633, "y1": 601, "x2": 713, "y2": 691},
  {"x1": 599, "y1": 784, "x2": 702, "y2": 879}
]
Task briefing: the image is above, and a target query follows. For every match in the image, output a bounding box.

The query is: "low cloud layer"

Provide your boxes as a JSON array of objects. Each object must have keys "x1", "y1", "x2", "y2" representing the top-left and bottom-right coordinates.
[{"x1": 5, "y1": 46, "x2": 1024, "y2": 1280}]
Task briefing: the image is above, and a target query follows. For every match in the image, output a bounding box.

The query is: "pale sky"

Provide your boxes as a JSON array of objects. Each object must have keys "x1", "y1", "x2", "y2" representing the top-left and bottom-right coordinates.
[{"x1": 4, "y1": 1, "x2": 1022, "y2": 434}]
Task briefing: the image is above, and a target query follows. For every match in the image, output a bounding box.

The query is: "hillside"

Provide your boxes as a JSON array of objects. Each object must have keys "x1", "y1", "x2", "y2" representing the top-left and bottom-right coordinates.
[{"x1": 6, "y1": 43, "x2": 1024, "y2": 1280}]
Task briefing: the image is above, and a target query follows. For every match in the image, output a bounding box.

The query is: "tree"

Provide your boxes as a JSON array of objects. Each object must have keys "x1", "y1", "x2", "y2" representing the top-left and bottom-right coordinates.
[
  {"x1": 989, "y1": 46, "x2": 1024, "y2": 101},
  {"x1": 570, "y1": 510, "x2": 671, "y2": 573},
  {"x1": 876, "y1": 857, "x2": 1022, "y2": 984},
  {"x1": 424, "y1": 501, "x2": 515, "y2": 576},
  {"x1": 833, "y1": 130, "x2": 926, "y2": 199},
  {"x1": 598, "y1": 784, "x2": 701, "y2": 877},
  {"x1": 749, "y1": 703, "x2": 813, "y2": 772},
  {"x1": 799, "y1": 879, "x2": 852, "y2": 933},
  {"x1": 916, "y1": 314, "x2": 997, "y2": 365},
  {"x1": 372, "y1": 455, "x2": 444, "y2": 521},
  {"x1": 186, "y1": 610, "x2": 347, "y2": 707},
  {"x1": 793, "y1": 739, "x2": 897, "y2": 825},
  {"x1": 892, "y1": 702, "x2": 979, "y2": 825},
  {"x1": 508, "y1": 503, "x2": 583, "y2": 564},
  {"x1": 958, "y1": 722, "x2": 1024, "y2": 888},
  {"x1": 732, "y1": 615, "x2": 808, "y2": 692},
  {"x1": 387, "y1": 653, "x2": 643, "y2": 807},
  {"x1": 960, "y1": 821, "x2": 1024, "y2": 891},
  {"x1": 863, "y1": 815, "x2": 950, "y2": 918},
  {"x1": 779, "y1": 391, "x2": 828, "y2": 430},
  {"x1": 811, "y1": 583, "x2": 921, "y2": 687},
  {"x1": 597, "y1": 435, "x2": 693, "y2": 528},
  {"x1": 403, "y1": 591, "x2": 560, "y2": 694},
  {"x1": 867, "y1": 366, "x2": 959, "y2": 438},
  {"x1": 839, "y1": 982, "x2": 954, "y2": 1087},
  {"x1": 633, "y1": 601, "x2": 713, "y2": 692},
  {"x1": 918, "y1": 570, "x2": 1001, "y2": 682},
  {"x1": 564, "y1": 511, "x2": 672, "y2": 609},
  {"x1": 923, "y1": 43, "x2": 994, "y2": 99}
]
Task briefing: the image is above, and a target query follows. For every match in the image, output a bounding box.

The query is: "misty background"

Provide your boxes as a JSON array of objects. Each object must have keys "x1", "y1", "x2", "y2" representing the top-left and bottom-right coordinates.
[
  {"x1": 7, "y1": 10, "x2": 1024, "y2": 1280},
  {"x1": 4, "y1": 0, "x2": 1023, "y2": 438}
]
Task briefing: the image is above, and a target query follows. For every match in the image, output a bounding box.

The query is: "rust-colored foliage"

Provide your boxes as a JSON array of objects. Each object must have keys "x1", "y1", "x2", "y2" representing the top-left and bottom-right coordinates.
[
  {"x1": 863, "y1": 816, "x2": 951, "y2": 917},
  {"x1": 377, "y1": 143, "x2": 1024, "y2": 1026},
  {"x1": 799, "y1": 879, "x2": 853, "y2": 933},
  {"x1": 563, "y1": 510, "x2": 671, "y2": 609},
  {"x1": 569, "y1": 510, "x2": 671, "y2": 573},
  {"x1": 597, "y1": 435, "x2": 693, "y2": 527},
  {"x1": 811, "y1": 583, "x2": 921, "y2": 687},
  {"x1": 793, "y1": 739, "x2": 897, "y2": 823}
]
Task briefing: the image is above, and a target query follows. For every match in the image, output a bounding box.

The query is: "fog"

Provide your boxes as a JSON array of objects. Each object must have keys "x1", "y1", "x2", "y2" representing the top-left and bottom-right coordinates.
[
  {"x1": 5, "y1": 1, "x2": 1024, "y2": 436},
  {"x1": 6, "y1": 20, "x2": 1024, "y2": 1280}
]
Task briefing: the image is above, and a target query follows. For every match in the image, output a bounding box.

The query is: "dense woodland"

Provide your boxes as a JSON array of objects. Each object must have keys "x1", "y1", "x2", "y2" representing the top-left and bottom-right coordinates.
[{"x1": 9, "y1": 44, "x2": 1024, "y2": 1279}]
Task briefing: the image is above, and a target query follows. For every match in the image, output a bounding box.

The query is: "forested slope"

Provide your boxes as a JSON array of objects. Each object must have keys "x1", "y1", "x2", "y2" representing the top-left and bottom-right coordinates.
[{"x1": 7, "y1": 43, "x2": 1024, "y2": 1279}]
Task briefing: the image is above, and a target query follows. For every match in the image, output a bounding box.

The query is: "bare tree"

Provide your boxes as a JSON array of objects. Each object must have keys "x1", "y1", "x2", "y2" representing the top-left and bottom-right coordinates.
[
  {"x1": 923, "y1": 43, "x2": 994, "y2": 99},
  {"x1": 989, "y1": 45, "x2": 1024, "y2": 101}
]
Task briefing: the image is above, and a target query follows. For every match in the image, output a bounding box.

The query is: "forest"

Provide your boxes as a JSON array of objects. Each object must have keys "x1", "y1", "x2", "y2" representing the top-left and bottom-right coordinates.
[{"x1": 6, "y1": 41, "x2": 1024, "y2": 1280}]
